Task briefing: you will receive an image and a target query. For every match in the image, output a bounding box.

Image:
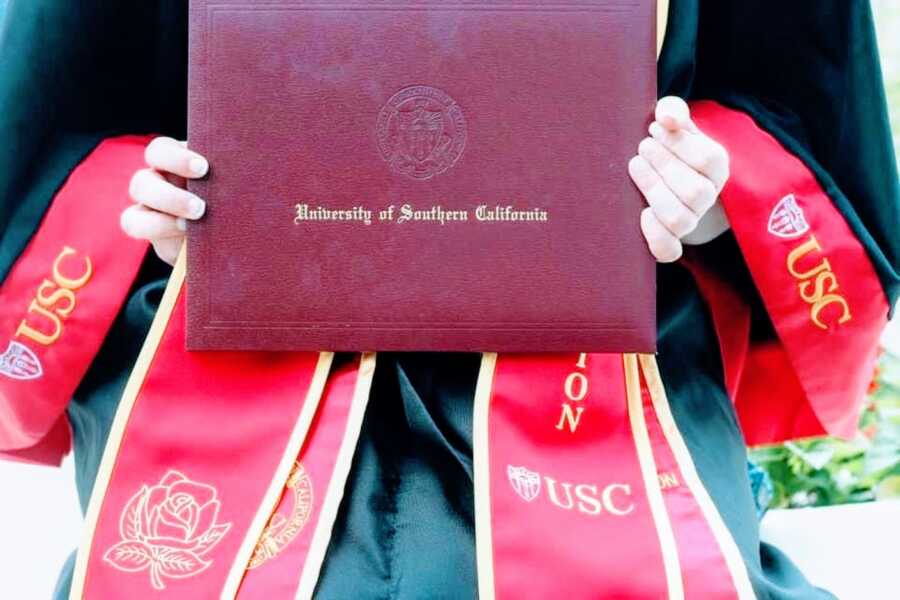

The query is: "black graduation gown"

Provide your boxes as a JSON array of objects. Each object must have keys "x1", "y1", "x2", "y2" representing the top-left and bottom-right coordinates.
[{"x1": 0, "y1": 2, "x2": 896, "y2": 599}]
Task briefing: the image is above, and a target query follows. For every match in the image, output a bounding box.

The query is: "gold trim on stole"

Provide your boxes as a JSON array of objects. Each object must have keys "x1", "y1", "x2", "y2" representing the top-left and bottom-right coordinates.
[
  {"x1": 472, "y1": 352, "x2": 498, "y2": 600},
  {"x1": 293, "y1": 352, "x2": 377, "y2": 600},
  {"x1": 657, "y1": 0, "x2": 670, "y2": 58},
  {"x1": 69, "y1": 248, "x2": 188, "y2": 599},
  {"x1": 623, "y1": 354, "x2": 685, "y2": 600},
  {"x1": 220, "y1": 351, "x2": 334, "y2": 599},
  {"x1": 637, "y1": 355, "x2": 758, "y2": 600}
]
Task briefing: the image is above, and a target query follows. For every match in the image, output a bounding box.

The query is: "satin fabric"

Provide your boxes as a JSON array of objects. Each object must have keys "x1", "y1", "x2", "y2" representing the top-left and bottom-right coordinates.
[{"x1": 5, "y1": 1, "x2": 886, "y2": 598}]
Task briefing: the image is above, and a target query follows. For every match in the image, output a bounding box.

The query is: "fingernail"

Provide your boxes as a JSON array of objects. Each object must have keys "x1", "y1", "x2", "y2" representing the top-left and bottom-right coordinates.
[
  {"x1": 188, "y1": 195, "x2": 206, "y2": 219},
  {"x1": 176, "y1": 217, "x2": 187, "y2": 232},
  {"x1": 189, "y1": 156, "x2": 209, "y2": 177},
  {"x1": 648, "y1": 122, "x2": 664, "y2": 138}
]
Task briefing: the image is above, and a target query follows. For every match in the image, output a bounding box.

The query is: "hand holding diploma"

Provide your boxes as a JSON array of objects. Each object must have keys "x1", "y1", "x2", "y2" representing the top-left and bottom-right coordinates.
[
  {"x1": 123, "y1": 97, "x2": 732, "y2": 266},
  {"x1": 629, "y1": 96, "x2": 732, "y2": 262},
  {"x1": 121, "y1": 137, "x2": 209, "y2": 265}
]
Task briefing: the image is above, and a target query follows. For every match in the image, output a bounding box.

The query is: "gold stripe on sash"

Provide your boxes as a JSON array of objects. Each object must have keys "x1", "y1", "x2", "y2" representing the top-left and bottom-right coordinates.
[
  {"x1": 638, "y1": 355, "x2": 757, "y2": 600},
  {"x1": 69, "y1": 247, "x2": 189, "y2": 600},
  {"x1": 472, "y1": 352, "x2": 498, "y2": 600},
  {"x1": 293, "y1": 352, "x2": 377, "y2": 600},
  {"x1": 657, "y1": 0, "x2": 670, "y2": 58},
  {"x1": 623, "y1": 354, "x2": 685, "y2": 600},
  {"x1": 220, "y1": 351, "x2": 334, "y2": 599}
]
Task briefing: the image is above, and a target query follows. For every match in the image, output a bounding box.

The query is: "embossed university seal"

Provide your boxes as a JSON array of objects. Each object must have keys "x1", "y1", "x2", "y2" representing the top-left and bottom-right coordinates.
[
  {"x1": 248, "y1": 462, "x2": 314, "y2": 569},
  {"x1": 376, "y1": 85, "x2": 467, "y2": 180}
]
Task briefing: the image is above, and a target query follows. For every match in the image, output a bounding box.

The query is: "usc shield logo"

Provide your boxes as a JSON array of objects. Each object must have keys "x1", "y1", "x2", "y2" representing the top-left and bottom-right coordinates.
[
  {"x1": 768, "y1": 194, "x2": 810, "y2": 239},
  {"x1": 0, "y1": 340, "x2": 42, "y2": 381},
  {"x1": 507, "y1": 465, "x2": 541, "y2": 502},
  {"x1": 375, "y1": 85, "x2": 467, "y2": 180}
]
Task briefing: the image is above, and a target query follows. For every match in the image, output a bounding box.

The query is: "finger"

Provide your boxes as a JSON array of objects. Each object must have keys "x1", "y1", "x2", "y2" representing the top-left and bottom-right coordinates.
[
  {"x1": 152, "y1": 238, "x2": 183, "y2": 266},
  {"x1": 640, "y1": 207, "x2": 682, "y2": 263},
  {"x1": 648, "y1": 122, "x2": 729, "y2": 191},
  {"x1": 629, "y1": 155, "x2": 699, "y2": 238},
  {"x1": 129, "y1": 168, "x2": 206, "y2": 219},
  {"x1": 655, "y1": 96, "x2": 696, "y2": 133},
  {"x1": 637, "y1": 138, "x2": 717, "y2": 216},
  {"x1": 120, "y1": 204, "x2": 186, "y2": 241},
  {"x1": 144, "y1": 136, "x2": 209, "y2": 179}
]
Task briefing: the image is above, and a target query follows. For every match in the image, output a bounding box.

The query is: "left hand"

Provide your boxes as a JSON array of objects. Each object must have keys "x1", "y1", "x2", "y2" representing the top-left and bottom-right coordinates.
[{"x1": 630, "y1": 96, "x2": 731, "y2": 262}]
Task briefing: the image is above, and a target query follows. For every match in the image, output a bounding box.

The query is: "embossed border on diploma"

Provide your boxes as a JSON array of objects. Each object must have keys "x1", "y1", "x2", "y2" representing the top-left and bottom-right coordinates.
[{"x1": 187, "y1": 0, "x2": 658, "y2": 352}]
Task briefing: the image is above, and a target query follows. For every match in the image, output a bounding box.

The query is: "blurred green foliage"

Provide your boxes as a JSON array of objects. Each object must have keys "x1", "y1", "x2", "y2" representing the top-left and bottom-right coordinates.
[
  {"x1": 750, "y1": 352, "x2": 900, "y2": 508},
  {"x1": 874, "y1": 0, "x2": 900, "y2": 159}
]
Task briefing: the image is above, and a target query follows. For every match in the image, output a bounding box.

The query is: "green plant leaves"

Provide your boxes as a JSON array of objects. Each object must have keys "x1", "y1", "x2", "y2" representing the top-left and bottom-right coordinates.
[{"x1": 749, "y1": 350, "x2": 900, "y2": 509}]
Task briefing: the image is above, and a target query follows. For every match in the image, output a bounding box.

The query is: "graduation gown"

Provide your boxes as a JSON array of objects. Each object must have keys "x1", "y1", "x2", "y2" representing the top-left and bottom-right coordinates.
[{"x1": 0, "y1": 1, "x2": 897, "y2": 598}]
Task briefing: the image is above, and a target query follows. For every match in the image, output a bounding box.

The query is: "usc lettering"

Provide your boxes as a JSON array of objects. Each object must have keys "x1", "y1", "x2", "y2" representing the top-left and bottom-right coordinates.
[
  {"x1": 544, "y1": 477, "x2": 635, "y2": 517},
  {"x1": 786, "y1": 235, "x2": 851, "y2": 330},
  {"x1": 15, "y1": 247, "x2": 93, "y2": 346}
]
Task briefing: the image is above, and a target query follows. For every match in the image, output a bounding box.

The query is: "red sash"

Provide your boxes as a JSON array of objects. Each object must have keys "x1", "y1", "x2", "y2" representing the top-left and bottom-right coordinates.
[
  {"x1": 0, "y1": 137, "x2": 150, "y2": 465},
  {"x1": 636, "y1": 355, "x2": 753, "y2": 599},
  {"x1": 63, "y1": 104, "x2": 844, "y2": 600},
  {"x1": 473, "y1": 353, "x2": 755, "y2": 600},
  {"x1": 237, "y1": 352, "x2": 375, "y2": 599},
  {"x1": 689, "y1": 102, "x2": 888, "y2": 444},
  {"x1": 71, "y1": 255, "x2": 337, "y2": 598},
  {"x1": 70, "y1": 266, "x2": 754, "y2": 599},
  {"x1": 70, "y1": 254, "x2": 377, "y2": 599}
]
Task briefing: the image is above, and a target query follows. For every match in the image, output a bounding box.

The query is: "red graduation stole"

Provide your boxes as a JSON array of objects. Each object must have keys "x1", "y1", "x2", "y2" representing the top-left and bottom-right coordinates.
[
  {"x1": 688, "y1": 102, "x2": 887, "y2": 444},
  {"x1": 16, "y1": 102, "x2": 878, "y2": 598},
  {"x1": 65, "y1": 256, "x2": 376, "y2": 598},
  {"x1": 474, "y1": 352, "x2": 754, "y2": 599},
  {"x1": 0, "y1": 137, "x2": 150, "y2": 465},
  {"x1": 66, "y1": 255, "x2": 753, "y2": 600}
]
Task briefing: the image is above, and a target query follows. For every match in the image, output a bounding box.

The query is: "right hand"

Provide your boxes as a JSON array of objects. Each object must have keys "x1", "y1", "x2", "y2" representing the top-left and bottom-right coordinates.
[{"x1": 122, "y1": 137, "x2": 210, "y2": 265}]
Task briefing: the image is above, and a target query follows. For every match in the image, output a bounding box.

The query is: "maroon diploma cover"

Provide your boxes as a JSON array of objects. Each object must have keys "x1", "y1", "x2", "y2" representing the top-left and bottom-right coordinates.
[{"x1": 187, "y1": 0, "x2": 658, "y2": 352}]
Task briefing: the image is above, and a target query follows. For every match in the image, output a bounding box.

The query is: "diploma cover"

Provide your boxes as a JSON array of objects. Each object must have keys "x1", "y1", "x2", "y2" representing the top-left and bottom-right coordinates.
[{"x1": 187, "y1": 0, "x2": 658, "y2": 352}]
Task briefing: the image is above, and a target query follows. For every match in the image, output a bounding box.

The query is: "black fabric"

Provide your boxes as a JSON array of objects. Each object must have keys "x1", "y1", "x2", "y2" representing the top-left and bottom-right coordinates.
[
  {"x1": 315, "y1": 353, "x2": 479, "y2": 599},
  {"x1": 656, "y1": 264, "x2": 835, "y2": 600},
  {"x1": 660, "y1": 0, "x2": 900, "y2": 307},
  {"x1": 3, "y1": 2, "x2": 894, "y2": 599},
  {"x1": 0, "y1": 0, "x2": 187, "y2": 281}
]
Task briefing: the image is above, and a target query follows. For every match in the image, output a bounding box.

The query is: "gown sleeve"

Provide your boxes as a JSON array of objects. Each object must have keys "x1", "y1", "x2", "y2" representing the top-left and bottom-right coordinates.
[
  {"x1": 687, "y1": 101, "x2": 897, "y2": 445},
  {"x1": 0, "y1": 2, "x2": 186, "y2": 465}
]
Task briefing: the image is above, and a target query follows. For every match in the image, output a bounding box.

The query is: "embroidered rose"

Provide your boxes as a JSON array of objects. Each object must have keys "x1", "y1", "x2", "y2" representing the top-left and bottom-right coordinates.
[{"x1": 103, "y1": 470, "x2": 232, "y2": 590}]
